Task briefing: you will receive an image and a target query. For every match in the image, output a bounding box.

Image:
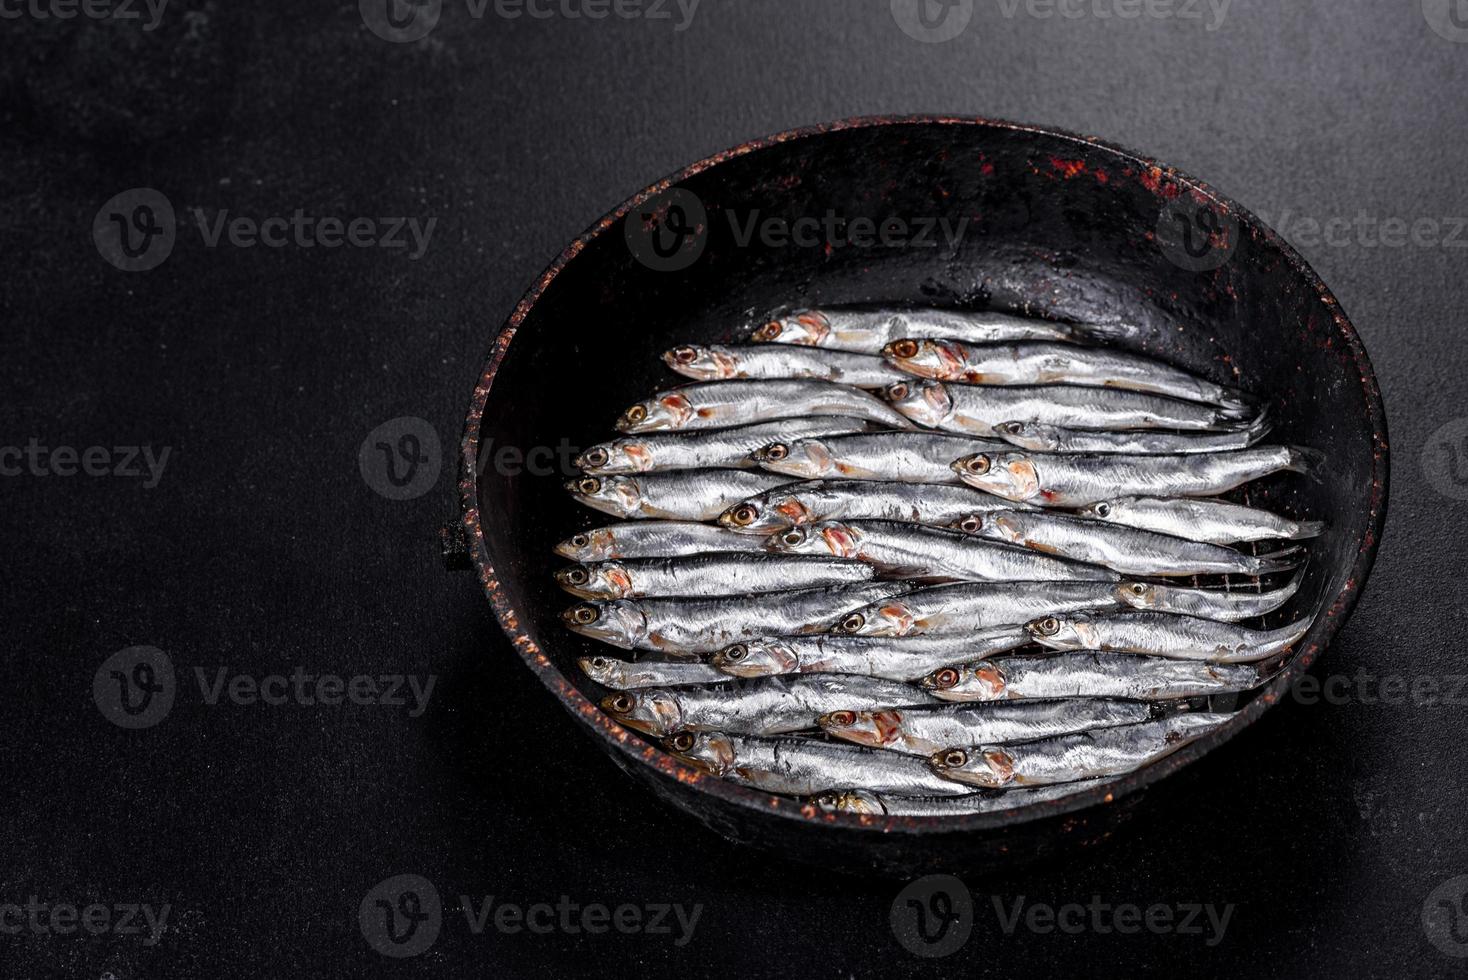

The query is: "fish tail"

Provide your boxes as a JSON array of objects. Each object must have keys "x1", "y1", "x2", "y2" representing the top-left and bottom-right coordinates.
[
  {"x1": 1212, "y1": 401, "x2": 1258, "y2": 431},
  {"x1": 1284, "y1": 445, "x2": 1325, "y2": 475},
  {"x1": 1288, "y1": 518, "x2": 1326, "y2": 539},
  {"x1": 1260, "y1": 616, "x2": 1313, "y2": 654},
  {"x1": 1241, "y1": 405, "x2": 1274, "y2": 446},
  {"x1": 1073, "y1": 320, "x2": 1145, "y2": 345},
  {"x1": 1247, "y1": 545, "x2": 1307, "y2": 575}
]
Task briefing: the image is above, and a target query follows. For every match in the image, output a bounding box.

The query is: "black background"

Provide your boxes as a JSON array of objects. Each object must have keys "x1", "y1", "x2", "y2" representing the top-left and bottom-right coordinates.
[{"x1": 4, "y1": 1, "x2": 1467, "y2": 977}]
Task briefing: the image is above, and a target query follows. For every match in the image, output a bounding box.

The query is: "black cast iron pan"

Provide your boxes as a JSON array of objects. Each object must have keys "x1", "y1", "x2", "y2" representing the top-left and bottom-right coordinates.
[{"x1": 452, "y1": 116, "x2": 1388, "y2": 876}]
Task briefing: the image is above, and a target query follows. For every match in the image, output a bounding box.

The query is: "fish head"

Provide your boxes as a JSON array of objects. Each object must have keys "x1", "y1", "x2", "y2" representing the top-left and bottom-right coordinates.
[
  {"x1": 601, "y1": 689, "x2": 682, "y2": 737},
  {"x1": 718, "y1": 495, "x2": 793, "y2": 534},
  {"x1": 1076, "y1": 498, "x2": 1124, "y2": 522},
  {"x1": 818, "y1": 709, "x2": 904, "y2": 749},
  {"x1": 663, "y1": 730, "x2": 737, "y2": 775},
  {"x1": 564, "y1": 475, "x2": 643, "y2": 518},
  {"x1": 662, "y1": 344, "x2": 737, "y2": 381},
  {"x1": 881, "y1": 338, "x2": 965, "y2": 380},
  {"x1": 952, "y1": 451, "x2": 1041, "y2": 502},
  {"x1": 993, "y1": 420, "x2": 1060, "y2": 451},
  {"x1": 576, "y1": 440, "x2": 651, "y2": 474},
  {"x1": 767, "y1": 521, "x2": 858, "y2": 559},
  {"x1": 810, "y1": 790, "x2": 887, "y2": 815},
  {"x1": 928, "y1": 746, "x2": 1016, "y2": 788},
  {"x1": 1115, "y1": 580, "x2": 1161, "y2": 611},
  {"x1": 553, "y1": 527, "x2": 616, "y2": 561},
  {"x1": 712, "y1": 639, "x2": 797, "y2": 678},
  {"x1": 555, "y1": 561, "x2": 631, "y2": 600},
  {"x1": 1025, "y1": 613, "x2": 1089, "y2": 650},
  {"x1": 881, "y1": 378, "x2": 952, "y2": 428},
  {"x1": 577, "y1": 655, "x2": 629, "y2": 689},
  {"x1": 750, "y1": 438, "x2": 830, "y2": 478},
  {"x1": 751, "y1": 309, "x2": 829, "y2": 346},
  {"x1": 562, "y1": 600, "x2": 646, "y2": 648},
  {"x1": 920, "y1": 662, "x2": 1006, "y2": 701},
  {"x1": 616, "y1": 391, "x2": 693, "y2": 432}
]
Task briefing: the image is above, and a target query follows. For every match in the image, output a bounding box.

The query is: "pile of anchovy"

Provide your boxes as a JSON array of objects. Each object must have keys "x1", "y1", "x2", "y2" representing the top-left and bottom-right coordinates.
[{"x1": 554, "y1": 306, "x2": 1321, "y2": 818}]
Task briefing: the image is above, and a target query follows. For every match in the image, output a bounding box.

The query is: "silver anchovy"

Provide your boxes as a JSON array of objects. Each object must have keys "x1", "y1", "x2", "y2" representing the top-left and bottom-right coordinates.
[
  {"x1": 833, "y1": 581, "x2": 1129, "y2": 636},
  {"x1": 1074, "y1": 496, "x2": 1325, "y2": 544},
  {"x1": 662, "y1": 344, "x2": 907, "y2": 388},
  {"x1": 561, "y1": 582, "x2": 913, "y2": 654},
  {"x1": 1116, "y1": 575, "x2": 1304, "y2": 622},
  {"x1": 575, "y1": 417, "x2": 875, "y2": 474},
  {"x1": 953, "y1": 446, "x2": 1317, "y2": 507},
  {"x1": 993, "y1": 415, "x2": 1272, "y2": 455},
  {"x1": 920, "y1": 651, "x2": 1269, "y2": 702},
  {"x1": 768, "y1": 520, "x2": 1120, "y2": 584},
  {"x1": 555, "y1": 553, "x2": 875, "y2": 600},
  {"x1": 665, "y1": 730, "x2": 973, "y2": 796},
  {"x1": 750, "y1": 307, "x2": 1123, "y2": 353},
  {"x1": 810, "y1": 779, "x2": 1114, "y2": 816},
  {"x1": 750, "y1": 431, "x2": 1010, "y2": 485},
  {"x1": 953, "y1": 508, "x2": 1304, "y2": 577},
  {"x1": 883, "y1": 338, "x2": 1248, "y2": 408},
  {"x1": 599, "y1": 675, "x2": 936, "y2": 736},
  {"x1": 615, "y1": 379, "x2": 913, "y2": 432},
  {"x1": 817, "y1": 698, "x2": 1160, "y2": 755},
  {"x1": 1027, "y1": 611, "x2": 1313, "y2": 663},
  {"x1": 717, "y1": 478, "x2": 1019, "y2": 535},
  {"x1": 884, "y1": 378, "x2": 1250, "y2": 436},
  {"x1": 928, "y1": 712, "x2": 1234, "y2": 788},
  {"x1": 579, "y1": 655, "x2": 731, "y2": 690},
  {"x1": 554, "y1": 521, "x2": 772, "y2": 562},
  {"x1": 709, "y1": 628, "x2": 1028, "y2": 682},
  {"x1": 565, "y1": 469, "x2": 793, "y2": 521}
]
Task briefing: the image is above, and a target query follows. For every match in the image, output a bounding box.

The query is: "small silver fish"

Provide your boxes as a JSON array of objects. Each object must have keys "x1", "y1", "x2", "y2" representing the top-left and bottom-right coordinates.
[
  {"x1": 751, "y1": 432, "x2": 1010, "y2": 485},
  {"x1": 662, "y1": 344, "x2": 907, "y2": 388},
  {"x1": 717, "y1": 478, "x2": 1018, "y2": 535},
  {"x1": 952, "y1": 446, "x2": 1318, "y2": 507},
  {"x1": 1117, "y1": 575, "x2": 1304, "y2": 622},
  {"x1": 817, "y1": 698, "x2": 1160, "y2": 755},
  {"x1": 809, "y1": 779, "x2": 1113, "y2": 816},
  {"x1": 616, "y1": 379, "x2": 913, "y2": 432},
  {"x1": 833, "y1": 581, "x2": 1128, "y2": 636},
  {"x1": 561, "y1": 582, "x2": 912, "y2": 654},
  {"x1": 579, "y1": 655, "x2": 732, "y2": 690},
  {"x1": 710, "y1": 628, "x2": 1028, "y2": 682},
  {"x1": 993, "y1": 415, "x2": 1272, "y2": 455},
  {"x1": 928, "y1": 712, "x2": 1234, "y2": 787},
  {"x1": 576, "y1": 417, "x2": 875, "y2": 474},
  {"x1": 565, "y1": 469, "x2": 792, "y2": 521},
  {"x1": 920, "y1": 651, "x2": 1269, "y2": 702},
  {"x1": 1026, "y1": 611, "x2": 1313, "y2": 663},
  {"x1": 750, "y1": 307, "x2": 1119, "y2": 353},
  {"x1": 883, "y1": 339, "x2": 1248, "y2": 408},
  {"x1": 555, "y1": 553, "x2": 874, "y2": 600},
  {"x1": 1074, "y1": 496, "x2": 1325, "y2": 544},
  {"x1": 767, "y1": 520, "x2": 1120, "y2": 584},
  {"x1": 665, "y1": 730, "x2": 973, "y2": 796},
  {"x1": 884, "y1": 378, "x2": 1250, "y2": 436},
  {"x1": 554, "y1": 521, "x2": 771, "y2": 562},
  {"x1": 599, "y1": 675, "x2": 937, "y2": 736},
  {"x1": 952, "y1": 508, "x2": 1304, "y2": 577}
]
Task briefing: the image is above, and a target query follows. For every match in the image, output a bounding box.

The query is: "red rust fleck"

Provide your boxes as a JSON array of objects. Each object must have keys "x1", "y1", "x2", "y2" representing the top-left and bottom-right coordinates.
[{"x1": 1050, "y1": 157, "x2": 1086, "y2": 179}]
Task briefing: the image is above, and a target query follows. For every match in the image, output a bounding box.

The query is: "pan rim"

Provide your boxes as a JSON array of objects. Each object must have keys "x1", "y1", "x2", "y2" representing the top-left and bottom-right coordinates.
[{"x1": 457, "y1": 114, "x2": 1390, "y2": 837}]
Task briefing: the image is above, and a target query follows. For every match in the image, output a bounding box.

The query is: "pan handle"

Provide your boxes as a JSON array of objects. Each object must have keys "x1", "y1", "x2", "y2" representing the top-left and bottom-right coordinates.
[{"x1": 440, "y1": 520, "x2": 472, "y2": 571}]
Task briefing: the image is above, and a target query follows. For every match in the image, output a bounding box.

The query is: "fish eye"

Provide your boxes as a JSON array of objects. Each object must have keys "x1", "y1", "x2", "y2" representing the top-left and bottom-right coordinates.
[
  {"x1": 995, "y1": 421, "x2": 1022, "y2": 435},
  {"x1": 885, "y1": 382, "x2": 909, "y2": 401},
  {"x1": 729, "y1": 504, "x2": 758, "y2": 526},
  {"x1": 825, "y1": 710, "x2": 857, "y2": 727},
  {"x1": 1034, "y1": 617, "x2": 1060, "y2": 636},
  {"x1": 565, "y1": 567, "x2": 589, "y2": 585},
  {"x1": 583, "y1": 447, "x2": 609, "y2": 467},
  {"x1": 1094, "y1": 502, "x2": 1112, "y2": 517},
  {"x1": 965, "y1": 454, "x2": 991, "y2": 475},
  {"x1": 667, "y1": 731, "x2": 696, "y2": 752},
  {"x1": 1129, "y1": 582, "x2": 1148, "y2": 596},
  {"x1": 890, "y1": 339, "x2": 919, "y2": 359},
  {"x1": 930, "y1": 668, "x2": 959, "y2": 690},
  {"x1": 608, "y1": 694, "x2": 634, "y2": 714},
  {"x1": 589, "y1": 656, "x2": 609, "y2": 668},
  {"x1": 570, "y1": 534, "x2": 589, "y2": 548},
  {"x1": 813, "y1": 792, "x2": 838, "y2": 810},
  {"x1": 839, "y1": 613, "x2": 864, "y2": 632},
  {"x1": 764, "y1": 443, "x2": 789, "y2": 461},
  {"x1": 576, "y1": 477, "x2": 601, "y2": 494},
  {"x1": 670, "y1": 345, "x2": 698, "y2": 364},
  {"x1": 782, "y1": 529, "x2": 805, "y2": 546},
  {"x1": 721, "y1": 644, "x2": 747, "y2": 662},
  {"x1": 569, "y1": 604, "x2": 599, "y2": 625},
  {"x1": 958, "y1": 515, "x2": 982, "y2": 533},
  {"x1": 941, "y1": 749, "x2": 968, "y2": 768},
  {"x1": 755, "y1": 320, "x2": 782, "y2": 341},
  {"x1": 624, "y1": 404, "x2": 647, "y2": 423}
]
